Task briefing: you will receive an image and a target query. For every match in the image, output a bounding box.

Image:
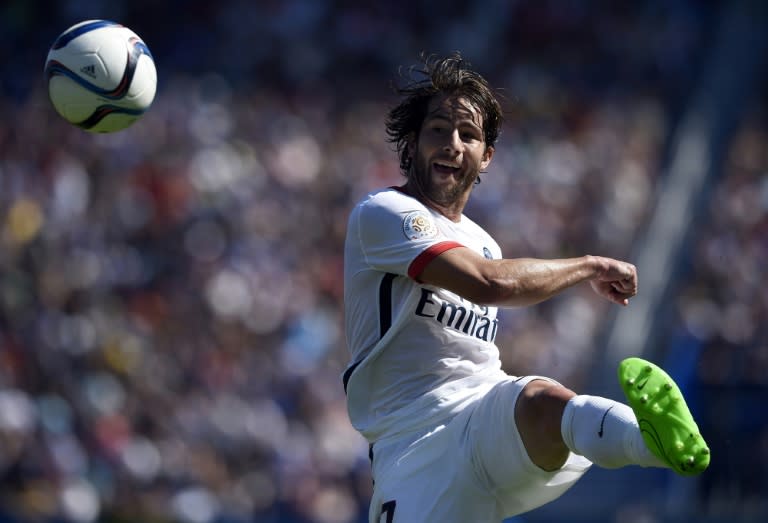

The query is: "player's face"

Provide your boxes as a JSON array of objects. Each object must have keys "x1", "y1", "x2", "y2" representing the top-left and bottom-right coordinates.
[{"x1": 409, "y1": 95, "x2": 493, "y2": 205}]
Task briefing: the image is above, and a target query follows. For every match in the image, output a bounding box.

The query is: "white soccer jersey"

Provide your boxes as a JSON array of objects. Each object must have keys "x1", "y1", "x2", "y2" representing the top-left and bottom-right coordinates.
[{"x1": 343, "y1": 186, "x2": 508, "y2": 442}]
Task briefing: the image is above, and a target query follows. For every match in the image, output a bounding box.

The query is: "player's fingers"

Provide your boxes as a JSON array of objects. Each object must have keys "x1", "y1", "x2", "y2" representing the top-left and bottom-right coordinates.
[
  {"x1": 601, "y1": 260, "x2": 637, "y2": 283},
  {"x1": 615, "y1": 262, "x2": 637, "y2": 281},
  {"x1": 609, "y1": 288, "x2": 632, "y2": 306},
  {"x1": 604, "y1": 280, "x2": 632, "y2": 302},
  {"x1": 596, "y1": 282, "x2": 628, "y2": 306},
  {"x1": 592, "y1": 280, "x2": 633, "y2": 305},
  {"x1": 612, "y1": 278, "x2": 637, "y2": 294}
]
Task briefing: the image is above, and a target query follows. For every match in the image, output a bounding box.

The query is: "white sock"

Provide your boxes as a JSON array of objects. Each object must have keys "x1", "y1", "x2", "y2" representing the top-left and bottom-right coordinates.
[{"x1": 560, "y1": 395, "x2": 666, "y2": 469}]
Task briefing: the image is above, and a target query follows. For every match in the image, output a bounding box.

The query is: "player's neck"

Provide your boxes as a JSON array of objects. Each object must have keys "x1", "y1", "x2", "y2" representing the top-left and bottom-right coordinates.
[{"x1": 401, "y1": 181, "x2": 467, "y2": 222}]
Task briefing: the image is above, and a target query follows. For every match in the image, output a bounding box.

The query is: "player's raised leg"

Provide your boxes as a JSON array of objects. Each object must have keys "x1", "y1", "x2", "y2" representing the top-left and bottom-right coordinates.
[
  {"x1": 618, "y1": 357, "x2": 710, "y2": 476},
  {"x1": 559, "y1": 358, "x2": 710, "y2": 475}
]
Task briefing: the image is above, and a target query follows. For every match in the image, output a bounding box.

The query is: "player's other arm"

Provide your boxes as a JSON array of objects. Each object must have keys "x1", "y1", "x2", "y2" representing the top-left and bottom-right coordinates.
[{"x1": 417, "y1": 247, "x2": 637, "y2": 307}]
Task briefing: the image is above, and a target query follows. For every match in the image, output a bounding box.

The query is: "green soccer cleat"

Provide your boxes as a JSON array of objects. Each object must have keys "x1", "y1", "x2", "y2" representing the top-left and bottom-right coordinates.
[{"x1": 618, "y1": 357, "x2": 710, "y2": 476}]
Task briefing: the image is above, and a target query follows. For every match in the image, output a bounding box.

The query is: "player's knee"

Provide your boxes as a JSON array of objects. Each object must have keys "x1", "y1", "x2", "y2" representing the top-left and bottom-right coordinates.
[
  {"x1": 517, "y1": 379, "x2": 575, "y2": 423},
  {"x1": 515, "y1": 380, "x2": 576, "y2": 471}
]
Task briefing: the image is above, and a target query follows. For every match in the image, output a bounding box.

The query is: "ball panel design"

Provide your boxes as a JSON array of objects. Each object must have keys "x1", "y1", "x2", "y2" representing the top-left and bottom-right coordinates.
[
  {"x1": 125, "y1": 55, "x2": 158, "y2": 108},
  {"x1": 50, "y1": 20, "x2": 121, "y2": 50},
  {"x1": 79, "y1": 107, "x2": 145, "y2": 133}
]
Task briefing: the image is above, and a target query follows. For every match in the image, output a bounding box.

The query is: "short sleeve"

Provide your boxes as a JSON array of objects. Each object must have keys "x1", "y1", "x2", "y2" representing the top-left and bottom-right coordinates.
[{"x1": 354, "y1": 191, "x2": 462, "y2": 278}]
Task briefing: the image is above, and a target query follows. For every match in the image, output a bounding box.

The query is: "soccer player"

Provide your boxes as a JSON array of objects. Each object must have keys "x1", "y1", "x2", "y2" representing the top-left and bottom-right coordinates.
[{"x1": 342, "y1": 53, "x2": 709, "y2": 522}]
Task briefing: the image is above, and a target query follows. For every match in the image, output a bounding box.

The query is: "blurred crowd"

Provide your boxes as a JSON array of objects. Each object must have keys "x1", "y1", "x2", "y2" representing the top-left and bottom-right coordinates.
[
  {"x1": 0, "y1": 1, "x2": 764, "y2": 522},
  {"x1": 668, "y1": 99, "x2": 768, "y2": 519}
]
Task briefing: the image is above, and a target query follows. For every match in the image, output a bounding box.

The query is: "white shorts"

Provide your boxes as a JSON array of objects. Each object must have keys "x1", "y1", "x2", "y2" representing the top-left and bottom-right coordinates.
[{"x1": 368, "y1": 375, "x2": 592, "y2": 523}]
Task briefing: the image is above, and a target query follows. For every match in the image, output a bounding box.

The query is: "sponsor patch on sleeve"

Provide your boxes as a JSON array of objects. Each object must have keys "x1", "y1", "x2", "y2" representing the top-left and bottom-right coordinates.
[{"x1": 402, "y1": 210, "x2": 438, "y2": 240}]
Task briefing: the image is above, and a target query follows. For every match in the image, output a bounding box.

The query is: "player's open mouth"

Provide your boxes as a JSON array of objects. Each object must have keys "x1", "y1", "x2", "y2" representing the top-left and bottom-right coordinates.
[{"x1": 433, "y1": 161, "x2": 460, "y2": 175}]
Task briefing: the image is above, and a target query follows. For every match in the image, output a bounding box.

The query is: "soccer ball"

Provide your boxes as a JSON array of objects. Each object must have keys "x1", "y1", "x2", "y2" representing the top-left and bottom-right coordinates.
[{"x1": 44, "y1": 20, "x2": 157, "y2": 133}]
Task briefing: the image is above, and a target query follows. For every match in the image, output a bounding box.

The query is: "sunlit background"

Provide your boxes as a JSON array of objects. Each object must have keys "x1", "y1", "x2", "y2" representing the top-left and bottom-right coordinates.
[{"x1": 0, "y1": 1, "x2": 766, "y2": 522}]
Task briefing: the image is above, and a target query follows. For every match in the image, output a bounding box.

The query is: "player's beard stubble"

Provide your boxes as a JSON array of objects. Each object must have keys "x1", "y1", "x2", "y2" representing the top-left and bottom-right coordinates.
[{"x1": 407, "y1": 147, "x2": 480, "y2": 208}]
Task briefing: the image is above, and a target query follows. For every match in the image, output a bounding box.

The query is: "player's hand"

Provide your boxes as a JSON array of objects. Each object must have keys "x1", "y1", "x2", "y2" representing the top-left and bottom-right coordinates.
[{"x1": 588, "y1": 256, "x2": 638, "y2": 306}]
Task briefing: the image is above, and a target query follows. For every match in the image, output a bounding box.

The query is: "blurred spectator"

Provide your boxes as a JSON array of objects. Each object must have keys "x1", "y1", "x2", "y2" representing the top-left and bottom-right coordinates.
[{"x1": 666, "y1": 97, "x2": 768, "y2": 520}]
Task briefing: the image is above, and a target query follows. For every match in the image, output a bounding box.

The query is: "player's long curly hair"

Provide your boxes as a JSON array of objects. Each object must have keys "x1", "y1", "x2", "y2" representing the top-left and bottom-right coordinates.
[{"x1": 386, "y1": 52, "x2": 504, "y2": 174}]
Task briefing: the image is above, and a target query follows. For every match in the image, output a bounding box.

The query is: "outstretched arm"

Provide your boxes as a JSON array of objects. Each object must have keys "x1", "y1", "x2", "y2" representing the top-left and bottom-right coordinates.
[{"x1": 417, "y1": 247, "x2": 637, "y2": 307}]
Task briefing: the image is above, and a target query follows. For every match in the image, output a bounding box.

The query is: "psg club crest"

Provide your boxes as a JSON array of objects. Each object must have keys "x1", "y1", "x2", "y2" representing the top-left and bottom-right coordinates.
[{"x1": 402, "y1": 211, "x2": 438, "y2": 240}]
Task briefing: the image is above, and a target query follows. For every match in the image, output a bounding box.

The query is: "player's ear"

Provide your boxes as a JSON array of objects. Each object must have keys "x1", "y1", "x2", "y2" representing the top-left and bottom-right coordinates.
[{"x1": 480, "y1": 145, "x2": 494, "y2": 171}]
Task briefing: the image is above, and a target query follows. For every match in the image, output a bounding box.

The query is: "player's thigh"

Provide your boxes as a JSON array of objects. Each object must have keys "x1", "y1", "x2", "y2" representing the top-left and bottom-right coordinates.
[
  {"x1": 467, "y1": 376, "x2": 562, "y2": 485},
  {"x1": 464, "y1": 376, "x2": 591, "y2": 516},
  {"x1": 369, "y1": 474, "x2": 495, "y2": 523},
  {"x1": 369, "y1": 423, "x2": 498, "y2": 523}
]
